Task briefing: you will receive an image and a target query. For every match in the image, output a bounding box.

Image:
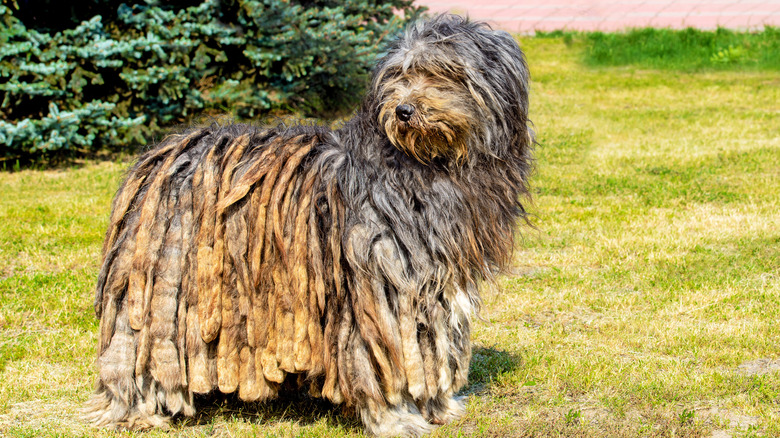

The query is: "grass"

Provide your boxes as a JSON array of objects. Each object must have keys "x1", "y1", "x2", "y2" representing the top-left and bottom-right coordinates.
[
  {"x1": 1, "y1": 28, "x2": 779, "y2": 436},
  {"x1": 539, "y1": 26, "x2": 780, "y2": 71}
]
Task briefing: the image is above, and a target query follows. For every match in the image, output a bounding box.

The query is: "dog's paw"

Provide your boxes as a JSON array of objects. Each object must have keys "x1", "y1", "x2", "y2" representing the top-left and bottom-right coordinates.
[
  {"x1": 421, "y1": 395, "x2": 467, "y2": 425},
  {"x1": 360, "y1": 399, "x2": 436, "y2": 437},
  {"x1": 436, "y1": 395, "x2": 467, "y2": 424},
  {"x1": 82, "y1": 389, "x2": 170, "y2": 431}
]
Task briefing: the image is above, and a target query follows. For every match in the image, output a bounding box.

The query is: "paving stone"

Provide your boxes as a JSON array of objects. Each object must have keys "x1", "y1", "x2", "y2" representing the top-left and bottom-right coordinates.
[{"x1": 416, "y1": 0, "x2": 780, "y2": 33}]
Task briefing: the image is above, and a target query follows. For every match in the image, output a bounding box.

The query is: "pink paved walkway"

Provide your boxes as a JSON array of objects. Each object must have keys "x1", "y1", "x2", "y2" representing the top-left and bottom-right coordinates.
[{"x1": 416, "y1": 0, "x2": 780, "y2": 34}]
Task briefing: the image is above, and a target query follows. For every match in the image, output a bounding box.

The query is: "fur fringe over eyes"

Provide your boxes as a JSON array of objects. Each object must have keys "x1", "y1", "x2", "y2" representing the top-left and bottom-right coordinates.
[{"x1": 85, "y1": 14, "x2": 534, "y2": 437}]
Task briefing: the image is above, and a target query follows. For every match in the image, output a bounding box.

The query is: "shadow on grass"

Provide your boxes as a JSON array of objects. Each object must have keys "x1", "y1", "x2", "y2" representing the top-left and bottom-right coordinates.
[
  {"x1": 167, "y1": 347, "x2": 522, "y2": 432},
  {"x1": 467, "y1": 346, "x2": 523, "y2": 390},
  {"x1": 172, "y1": 385, "x2": 363, "y2": 433}
]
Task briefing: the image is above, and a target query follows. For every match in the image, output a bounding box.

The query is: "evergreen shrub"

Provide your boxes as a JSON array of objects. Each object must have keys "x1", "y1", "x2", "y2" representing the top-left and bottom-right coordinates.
[{"x1": 0, "y1": 0, "x2": 422, "y2": 160}]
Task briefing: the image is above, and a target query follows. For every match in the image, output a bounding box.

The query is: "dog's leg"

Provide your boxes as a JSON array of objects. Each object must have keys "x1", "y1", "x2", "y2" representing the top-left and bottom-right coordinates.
[
  {"x1": 418, "y1": 394, "x2": 467, "y2": 425},
  {"x1": 83, "y1": 304, "x2": 176, "y2": 430},
  {"x1": 359, "y1": 397, "x2": 435, "y2": 438}
]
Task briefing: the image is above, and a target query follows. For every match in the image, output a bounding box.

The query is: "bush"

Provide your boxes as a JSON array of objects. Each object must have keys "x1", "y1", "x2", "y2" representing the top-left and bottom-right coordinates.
[{"x1": 0, "y1": 0, "x2": 422, "y2": 161}]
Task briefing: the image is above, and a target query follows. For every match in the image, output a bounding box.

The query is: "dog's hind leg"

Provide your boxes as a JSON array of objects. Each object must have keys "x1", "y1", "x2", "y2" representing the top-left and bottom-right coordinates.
[
  {"x1": 83, "y1": 304, "x2": 175, "y2": 430},
  {"x1": 86, "y1": 135, "x2": 204, "y2": 429}
]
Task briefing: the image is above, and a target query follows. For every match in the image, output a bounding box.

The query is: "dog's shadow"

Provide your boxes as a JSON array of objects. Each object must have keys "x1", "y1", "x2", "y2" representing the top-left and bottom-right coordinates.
[
  {"x1": 173, "y1": 388, "x2": 363, "y2": 433},
  {"x1": 172, "y1": 346, "x2": 521, "y2": 432},
  {"x1": 465, "y1": 346, "x2": 523, "y2": 394}
]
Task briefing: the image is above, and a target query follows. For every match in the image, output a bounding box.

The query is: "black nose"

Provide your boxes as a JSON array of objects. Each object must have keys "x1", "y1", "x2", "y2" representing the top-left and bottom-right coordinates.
[{"x1": 395, "y1": 104, "x2": 415, "y2": 122}]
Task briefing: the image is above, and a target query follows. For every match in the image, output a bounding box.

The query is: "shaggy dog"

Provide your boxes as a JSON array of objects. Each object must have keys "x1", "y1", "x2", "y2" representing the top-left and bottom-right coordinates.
[{"x1": 85, "y1": 14, "x2": 533, "y2": 437}]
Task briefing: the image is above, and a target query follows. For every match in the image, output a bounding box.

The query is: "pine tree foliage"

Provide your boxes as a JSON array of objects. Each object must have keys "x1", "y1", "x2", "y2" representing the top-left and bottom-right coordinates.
[{"x1": 0, "y1": 0, "x2": 422, "y2": 160}]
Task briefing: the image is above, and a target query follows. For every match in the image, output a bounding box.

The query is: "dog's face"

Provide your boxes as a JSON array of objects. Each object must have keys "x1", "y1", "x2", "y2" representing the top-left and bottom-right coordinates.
[
  {"x1": 371, "y1": 15, "x2": 531, "y2": 164},
  {"x1": 375, "y1": 56, "x2": 478, "y2": 164}
]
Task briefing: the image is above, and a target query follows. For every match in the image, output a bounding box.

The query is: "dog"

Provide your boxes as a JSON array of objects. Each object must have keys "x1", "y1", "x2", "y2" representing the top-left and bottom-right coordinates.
[{"x1": 84, "y1": 14, "x2": 533, "y2": 437}]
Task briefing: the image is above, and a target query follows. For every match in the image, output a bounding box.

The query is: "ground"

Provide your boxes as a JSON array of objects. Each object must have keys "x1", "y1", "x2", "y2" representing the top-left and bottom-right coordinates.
[{"x1": 1, "y1": 32, "x2": 779, "y2": 437}]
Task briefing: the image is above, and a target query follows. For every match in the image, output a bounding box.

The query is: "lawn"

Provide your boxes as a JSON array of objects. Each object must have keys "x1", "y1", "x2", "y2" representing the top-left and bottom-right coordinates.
[{"x1": 1, "y1": 31, "x2": 778, "y2": 437}]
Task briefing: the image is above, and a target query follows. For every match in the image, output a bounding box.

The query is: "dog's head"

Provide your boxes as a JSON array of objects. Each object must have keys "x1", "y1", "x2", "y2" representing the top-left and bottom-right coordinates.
[{"x1": 370, "y1": 15, "x2": 532, "y2": 165}]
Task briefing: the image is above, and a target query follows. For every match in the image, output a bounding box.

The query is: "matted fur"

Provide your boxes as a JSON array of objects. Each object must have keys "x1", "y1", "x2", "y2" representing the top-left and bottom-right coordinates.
[{"x1": 85, "y1": 15, "x2": 533, "y2": 437}]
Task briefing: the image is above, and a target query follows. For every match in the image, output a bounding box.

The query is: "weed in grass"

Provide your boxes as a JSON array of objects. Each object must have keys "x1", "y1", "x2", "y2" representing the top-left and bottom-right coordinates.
[
  {"x1": 564, "y1": 408, "x2": 583, "y2": 425},
  {"x1": 679, "y1": 407, "x2": 696, "y2": 426},
  {"x1": 710, "y1": 45, "x2": 747, "y2": 65}
]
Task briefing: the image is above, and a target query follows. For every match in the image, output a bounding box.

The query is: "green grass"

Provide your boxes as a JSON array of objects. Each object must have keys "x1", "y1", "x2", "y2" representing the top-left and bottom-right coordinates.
[
  {"x1": 539, "y1": 26, "x2": 780, "y2": 71},
  {"x1": 1, "y1": 29, "x2": 779, "y2": 436}
]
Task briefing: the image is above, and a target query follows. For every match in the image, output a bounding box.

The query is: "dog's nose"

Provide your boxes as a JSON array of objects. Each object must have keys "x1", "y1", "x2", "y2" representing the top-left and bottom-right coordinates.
[{"x1": 395, "y1": 104, "x2": 415, "y2": 122}]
